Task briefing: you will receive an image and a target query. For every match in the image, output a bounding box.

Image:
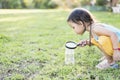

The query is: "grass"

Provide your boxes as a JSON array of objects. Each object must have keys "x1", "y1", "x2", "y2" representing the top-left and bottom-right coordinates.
[{"x1": 0, "y1": 9, "x2": 120, "y2": 80}]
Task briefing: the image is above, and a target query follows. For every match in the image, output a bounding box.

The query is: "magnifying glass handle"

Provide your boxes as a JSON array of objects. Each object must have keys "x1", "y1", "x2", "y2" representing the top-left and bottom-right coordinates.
[
  {"x1": 77, "y1": 42, "x2": 87, "y2": 47},
  {"x1": 77, "y1": 43, "x2": 82, "y2": 46}
]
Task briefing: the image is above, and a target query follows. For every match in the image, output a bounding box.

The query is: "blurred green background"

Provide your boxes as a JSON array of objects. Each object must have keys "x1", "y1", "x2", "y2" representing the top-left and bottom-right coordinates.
[
  {"x1": 0, "y1": 0, "x2": 119, "y2": 10},
  {"x1": 0, "y1": 0, "x2": 120, "y2": 80}
]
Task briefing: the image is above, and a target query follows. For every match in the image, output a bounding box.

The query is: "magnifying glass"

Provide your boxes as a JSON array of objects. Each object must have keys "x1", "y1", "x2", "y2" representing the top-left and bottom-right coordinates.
[{"x1": 65, "y1": 41, "x2": 80, "y2": 49}]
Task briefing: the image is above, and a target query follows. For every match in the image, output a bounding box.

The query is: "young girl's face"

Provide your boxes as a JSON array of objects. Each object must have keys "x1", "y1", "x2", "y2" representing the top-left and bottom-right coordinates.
[{"x1": 68, "y1": 21, "x2": 85, "y2": 35}]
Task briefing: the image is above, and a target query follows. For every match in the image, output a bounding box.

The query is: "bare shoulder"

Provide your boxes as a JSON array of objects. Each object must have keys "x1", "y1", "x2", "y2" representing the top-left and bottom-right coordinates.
[
  {"x1": 91, "y1": 23, "x2": 104, "y2": 32},
  {"x1": 91, "y1": 23, "x2": 113, "y2": 36}
]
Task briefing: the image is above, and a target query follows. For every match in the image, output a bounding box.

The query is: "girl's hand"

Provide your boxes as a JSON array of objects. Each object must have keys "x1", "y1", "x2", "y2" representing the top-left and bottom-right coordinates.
[
  {"x1": 113, "y1": 50, "x2": 120, "y2": 61},
  {"x1": 77, "y1": 40, "x2": 89, "y2": 47}
]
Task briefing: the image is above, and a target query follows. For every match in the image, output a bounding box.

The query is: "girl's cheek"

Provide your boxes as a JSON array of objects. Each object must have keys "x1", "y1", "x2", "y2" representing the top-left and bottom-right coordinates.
[
  {"x1": 76, "y1": 30, "x2": 82, "y2": 34},
  {"x1": 74, "y1": 29, "x2": 77, "y2": 33}
]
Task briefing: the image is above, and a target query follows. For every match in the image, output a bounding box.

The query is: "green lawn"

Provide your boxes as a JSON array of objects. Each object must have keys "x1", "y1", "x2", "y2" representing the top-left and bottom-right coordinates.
[{"x1": 0, "y1": 9, "x2": 120, "y2": 80}]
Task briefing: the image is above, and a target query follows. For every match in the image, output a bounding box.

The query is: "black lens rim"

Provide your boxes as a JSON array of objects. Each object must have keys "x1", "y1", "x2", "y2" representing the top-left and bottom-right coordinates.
[{"x1": 65, "y1": 41, "x2": 77, "y2": 49}]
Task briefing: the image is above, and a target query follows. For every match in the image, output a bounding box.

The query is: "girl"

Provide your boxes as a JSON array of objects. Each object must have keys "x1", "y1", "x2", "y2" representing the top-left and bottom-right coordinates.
[{"x1": 67, "y1": 8, "x2": 120, "y2": 69}]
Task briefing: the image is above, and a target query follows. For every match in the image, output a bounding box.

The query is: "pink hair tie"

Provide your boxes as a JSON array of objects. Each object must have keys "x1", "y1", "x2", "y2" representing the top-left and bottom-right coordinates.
[{"x1": 113, "y1": 48, "x2": 120, "y2": 50}]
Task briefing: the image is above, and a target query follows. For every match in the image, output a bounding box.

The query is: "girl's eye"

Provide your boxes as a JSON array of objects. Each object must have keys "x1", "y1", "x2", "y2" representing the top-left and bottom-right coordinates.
[{"x1": 72, "y1": 27, "x2": 75, "y2": 29}]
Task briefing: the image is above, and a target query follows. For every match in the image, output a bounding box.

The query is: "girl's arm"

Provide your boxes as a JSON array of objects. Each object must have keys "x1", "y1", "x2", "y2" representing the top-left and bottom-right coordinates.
[
  {"x1": 93, "y1": 26, "x2": 119, "y2": 49},
  {"x1": 93, "y1": 26, "x2": 120, "y2": 60}
]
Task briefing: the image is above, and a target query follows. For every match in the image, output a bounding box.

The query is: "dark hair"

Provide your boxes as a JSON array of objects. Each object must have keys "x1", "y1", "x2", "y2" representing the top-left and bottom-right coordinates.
[
  {"x1": 67, "y1": 8, "x2": 94, "y2": 46},
  {"x1": 67, "y1": 8, "x2": 94, "y2": 32}
]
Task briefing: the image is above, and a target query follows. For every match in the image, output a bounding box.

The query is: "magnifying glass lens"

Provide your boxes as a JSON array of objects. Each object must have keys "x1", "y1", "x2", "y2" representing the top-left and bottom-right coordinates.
[{"x1": 65, "y1": 41, "x2": 77, "y2": 49}]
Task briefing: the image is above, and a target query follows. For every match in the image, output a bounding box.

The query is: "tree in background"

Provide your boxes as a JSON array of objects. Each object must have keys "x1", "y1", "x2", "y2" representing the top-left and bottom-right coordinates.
[
  {"x1": 90, "y1": 0, "x2": 96, "y2": 6},
  {"x1": 65, "y1": 0, "x2": 80, "y2": 8},
  {"x1": 52, "y1": 0, "x2": 80, "y2": 9},
  {"x1": 96, "y1": 0, "x2": 108, "y2": 6},
  {"x1": 0, "y1": 0, "x2": 119, "y2": 9},
  {"x1": 80, "y1": 0, "x2": 90, "y2": 6},
  {"x1": 0, "y1": 0, "x2": 58, "y2": 9},
  {"x1": 0, "y1": 0, "x2": 23, "y2": 9},
  {"x1": 33, "y1": 0, "x2": 58, "y2": 9},
  {"x1": 22, "y1": 0, "x2": 34, "y2": 8},
  {"x1": 110, "y1": 0, "x2": 119, "y2": 7},
  {"x1": 0, "y1": 0, "x2": 9, "y2": 9}
]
